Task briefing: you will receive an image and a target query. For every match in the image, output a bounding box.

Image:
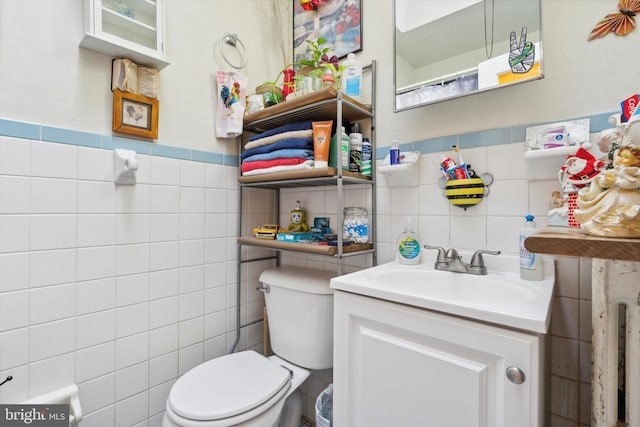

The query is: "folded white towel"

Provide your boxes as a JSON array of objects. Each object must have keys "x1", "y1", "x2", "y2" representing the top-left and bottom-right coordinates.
[{"x1": 241, "y1": 160, "x2": 315, "y2": 176}]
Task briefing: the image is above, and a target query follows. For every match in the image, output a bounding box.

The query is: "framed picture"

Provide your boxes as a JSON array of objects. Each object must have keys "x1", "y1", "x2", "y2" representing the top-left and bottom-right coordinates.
[
  {"x1": 293, "y1": 0, "x2": 362, "y2": 62},
  {"x1": 112, "y1": 89, "x2": 159, "y2": 139}
]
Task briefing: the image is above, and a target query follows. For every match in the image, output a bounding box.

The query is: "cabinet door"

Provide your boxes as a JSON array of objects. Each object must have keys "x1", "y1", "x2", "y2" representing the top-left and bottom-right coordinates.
[
  {"x1": 81, "y1": 0, "x2": 169, "y2": 69},
  {"x1": 333, "y1": 291, "x2": 543, "y2": 427}
]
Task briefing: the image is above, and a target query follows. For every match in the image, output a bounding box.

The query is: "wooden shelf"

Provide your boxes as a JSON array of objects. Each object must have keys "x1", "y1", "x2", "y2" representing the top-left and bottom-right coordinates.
[
  {"x1": 238, "y1": 64, "x2": 377, "y2": 269},
  {"x1": 524, "y1": 227, "x2": 640, "y2": 262},
  {"x1": 239, "y1": 167, "x2": 372, "y2": 188},
  {"x1": 243, "y1": 88, "x2": 372, "y2": 134},
  {"x1": 238, "y1": 236, "x2": 373, "y2": 256}
]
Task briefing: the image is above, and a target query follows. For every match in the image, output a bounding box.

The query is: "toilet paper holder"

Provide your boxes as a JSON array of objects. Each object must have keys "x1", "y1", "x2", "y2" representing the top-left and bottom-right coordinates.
[
  {"x1": 114, "y1": 148, "x2": 139, "y2": 185},
  {"x1": 23, "y1": 384, "x2": 83, "y2": 425}
]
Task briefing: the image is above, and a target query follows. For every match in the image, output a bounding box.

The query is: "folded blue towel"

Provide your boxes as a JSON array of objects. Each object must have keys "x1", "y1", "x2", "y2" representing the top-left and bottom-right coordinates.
[
  {"x1": 243, "y1": 148, "x2": 314, "y2": 163},
  {"x1": 241, "y1": 137, "x2": 313, "y2": 160},
  {"x1": 248, "y1": 121, "x2": 313, "y2": 142}
]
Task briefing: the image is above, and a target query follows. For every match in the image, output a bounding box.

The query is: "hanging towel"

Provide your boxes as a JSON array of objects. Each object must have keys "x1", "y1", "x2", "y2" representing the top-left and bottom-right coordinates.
[{"x1": 216, "y1": 70, "x2": 248, "y2": 138}]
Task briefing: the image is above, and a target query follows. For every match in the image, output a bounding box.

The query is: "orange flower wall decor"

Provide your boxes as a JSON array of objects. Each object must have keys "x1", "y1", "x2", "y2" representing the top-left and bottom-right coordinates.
[
  {"x1": 588, "y1": 0, "x2": 640, "y2": 40},
  {"x1": 299, "y1": 0, "x2": 327, "y2": 12}
]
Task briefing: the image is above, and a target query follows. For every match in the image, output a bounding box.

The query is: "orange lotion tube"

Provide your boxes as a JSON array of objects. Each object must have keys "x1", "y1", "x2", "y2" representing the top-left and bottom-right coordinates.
[{"x1": 312, "y1": 120, "x2": 333, "y2": 168}]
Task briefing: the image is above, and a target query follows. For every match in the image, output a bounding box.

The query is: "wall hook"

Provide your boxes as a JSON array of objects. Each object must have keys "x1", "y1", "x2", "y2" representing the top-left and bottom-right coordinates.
[{"x1": 0, "y1": 375, "x2": 13, "y2": 387}]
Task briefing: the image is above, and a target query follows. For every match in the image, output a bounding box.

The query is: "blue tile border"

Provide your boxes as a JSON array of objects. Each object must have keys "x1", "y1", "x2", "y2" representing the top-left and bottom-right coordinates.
[
  {"x1": 375, "y1": 110, "x2": 617, "y2": 159},
  {"x1": 1, "y1": 112, "x2": 618, "y2": 164},
  {"x1": 42, "y1": 126, "x2": 102, "y2": 149},
  {"x1": 0, "y1": 118, "x2": 238, "y2": 166},
  {"x1": 192, "y1": 150, "x2": 223, "y2": 165},
  {"x1": 0, "y1": 119, "x2": 40, "y2": 140},
  {"x1": 151, "y1": 144, "x2": 191, "y2": 160}
]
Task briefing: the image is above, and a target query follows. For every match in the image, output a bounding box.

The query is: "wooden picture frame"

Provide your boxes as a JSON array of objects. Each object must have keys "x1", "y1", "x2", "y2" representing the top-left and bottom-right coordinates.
[
  {"x1": 112, "y1": 89, "x2": 159, "y2": 139},
  {"x1": 293, "y1": 0, "x2": 362, "y2": 62}
]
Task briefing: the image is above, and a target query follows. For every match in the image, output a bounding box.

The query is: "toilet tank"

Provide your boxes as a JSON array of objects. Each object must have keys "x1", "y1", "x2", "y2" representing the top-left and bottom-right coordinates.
[{"x1": 259, "y1": 266, "x2": 335, "y2": 370}]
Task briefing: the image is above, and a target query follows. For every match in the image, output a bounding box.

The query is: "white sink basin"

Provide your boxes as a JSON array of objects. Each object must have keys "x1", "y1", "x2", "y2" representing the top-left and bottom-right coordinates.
[{"x1": 330, "y1": 256, "x2": 555, "y2": 334}]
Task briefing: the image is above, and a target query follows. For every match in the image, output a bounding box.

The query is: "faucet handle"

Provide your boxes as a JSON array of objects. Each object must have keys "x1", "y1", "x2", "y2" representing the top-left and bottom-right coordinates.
[
  {"x1": 423, "y1": 244, "x2": 446, "y2": 264},
  {"x1": 470, "y1": 249, "x2": 501, "y2": 268},
  {"x1": 445, "y1": 248, "x2": 460, "y2": 260}
]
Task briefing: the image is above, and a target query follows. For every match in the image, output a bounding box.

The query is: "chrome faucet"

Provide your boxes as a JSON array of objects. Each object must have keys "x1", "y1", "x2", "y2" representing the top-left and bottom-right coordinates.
[{"x1": 423, "y1": 245, "x2": 501, "y2": 275}]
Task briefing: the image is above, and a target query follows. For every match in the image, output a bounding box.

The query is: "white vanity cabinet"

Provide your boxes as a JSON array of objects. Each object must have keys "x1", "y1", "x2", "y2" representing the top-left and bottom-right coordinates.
[
  {"x1": 80, "y1": 0, "x2": 169, "y2": 69},
  {"x1": 333, "y1": 290, "x2": 544, "y2": 427}
]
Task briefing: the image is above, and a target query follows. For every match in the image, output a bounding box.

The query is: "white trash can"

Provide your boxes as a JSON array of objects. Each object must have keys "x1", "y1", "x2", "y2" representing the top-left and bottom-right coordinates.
[{"x1": 315, "y1": 384, "x2": 333, "y2": 427}]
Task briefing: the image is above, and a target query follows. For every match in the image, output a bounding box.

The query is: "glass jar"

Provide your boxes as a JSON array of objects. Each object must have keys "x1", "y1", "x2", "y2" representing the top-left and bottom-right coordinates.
[
  {"x1": 342, "y1": 207, "x2": 369, "y2": 243},
  {"x1": 321, "y1": 67, "x2": 336, "y2": 89}
]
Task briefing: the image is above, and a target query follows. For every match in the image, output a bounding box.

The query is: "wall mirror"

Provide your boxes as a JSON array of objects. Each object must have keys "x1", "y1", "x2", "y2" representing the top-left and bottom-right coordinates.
[{"x1": 394, "y1": 0, "x2": 543, "y2": 112}]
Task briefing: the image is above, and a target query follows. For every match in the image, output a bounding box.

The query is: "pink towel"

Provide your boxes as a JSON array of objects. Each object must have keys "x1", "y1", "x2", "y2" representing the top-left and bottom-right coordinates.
[{"x1": 241, "y1": 157, "x2": 308, "y2": 173}]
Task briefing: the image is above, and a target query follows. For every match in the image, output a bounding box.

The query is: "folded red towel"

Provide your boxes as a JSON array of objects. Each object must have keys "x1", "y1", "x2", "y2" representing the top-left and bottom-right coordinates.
[{"x1": 241, "y1": 157, "x2": 308, "y2": 173}]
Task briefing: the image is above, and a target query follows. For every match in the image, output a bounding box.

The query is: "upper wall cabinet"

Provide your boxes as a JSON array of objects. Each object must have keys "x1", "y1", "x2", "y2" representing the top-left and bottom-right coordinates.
[{"x1": 80, "y1": 0, "x2": 169, "y2": 70}]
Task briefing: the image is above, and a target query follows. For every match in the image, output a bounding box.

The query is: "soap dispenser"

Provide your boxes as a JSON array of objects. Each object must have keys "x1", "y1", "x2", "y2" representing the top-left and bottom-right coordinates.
[
  {"x1": 397, "y1": 217, "x2": 421, "y2": 265},
  {"x1": 519, "y1": 215, "x2": 543, "y2": 280}
]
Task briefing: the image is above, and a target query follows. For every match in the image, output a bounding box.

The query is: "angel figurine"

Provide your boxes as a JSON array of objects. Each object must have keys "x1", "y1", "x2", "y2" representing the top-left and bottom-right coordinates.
[{"x1": 574, "y1": 115, "x2": 640, "y2": 237}]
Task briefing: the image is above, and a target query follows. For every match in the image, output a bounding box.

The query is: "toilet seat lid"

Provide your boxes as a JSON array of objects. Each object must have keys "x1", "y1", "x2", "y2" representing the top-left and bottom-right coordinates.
[{"x1": 168, "y1": 350, "x2": 291, "y2": 421}]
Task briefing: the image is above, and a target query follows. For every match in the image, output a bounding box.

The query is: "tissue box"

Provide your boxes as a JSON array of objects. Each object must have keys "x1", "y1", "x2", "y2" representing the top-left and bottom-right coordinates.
[{"x1": 276, "y1": 232, "x2": 320, "y2": 242}]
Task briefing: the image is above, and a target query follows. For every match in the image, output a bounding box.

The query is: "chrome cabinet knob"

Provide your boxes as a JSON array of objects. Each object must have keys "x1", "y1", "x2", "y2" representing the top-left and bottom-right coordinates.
[{"x1": 506, "y1": 366, "x2": 526, "y2": 384}]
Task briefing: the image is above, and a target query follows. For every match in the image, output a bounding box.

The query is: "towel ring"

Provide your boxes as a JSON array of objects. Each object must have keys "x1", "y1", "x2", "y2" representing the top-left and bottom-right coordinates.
[{"x1": 220, "y1": 32, "x2": 247, "y2": 70}]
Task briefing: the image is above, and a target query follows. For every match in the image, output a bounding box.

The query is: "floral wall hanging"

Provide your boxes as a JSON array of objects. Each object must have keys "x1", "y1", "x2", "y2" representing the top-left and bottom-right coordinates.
[{"x1": 293, "y1": 0, "x2": 362, "y2": 62}]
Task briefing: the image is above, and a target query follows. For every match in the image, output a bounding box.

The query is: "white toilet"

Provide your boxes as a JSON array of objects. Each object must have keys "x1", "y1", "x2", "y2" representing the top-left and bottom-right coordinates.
[{"x1": 163, "y1": 266, "x2": 335, "y2": 427}]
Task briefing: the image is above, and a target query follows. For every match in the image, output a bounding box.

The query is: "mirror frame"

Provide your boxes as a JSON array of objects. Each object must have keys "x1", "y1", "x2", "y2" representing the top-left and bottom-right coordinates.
[{"x1": 393, "y1": 0, "x2": 544, "y2": 112}]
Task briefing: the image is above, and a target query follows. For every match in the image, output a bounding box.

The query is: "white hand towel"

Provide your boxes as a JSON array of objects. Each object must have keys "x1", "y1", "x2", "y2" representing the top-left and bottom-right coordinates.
[{"x1": 216, "y1": 70, "x2": 248, "y2": 138}]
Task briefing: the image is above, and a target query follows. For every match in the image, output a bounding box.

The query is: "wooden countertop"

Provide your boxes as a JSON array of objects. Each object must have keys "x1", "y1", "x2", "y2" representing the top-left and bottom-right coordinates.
[{"x1": 525, "y1": 227, "x2": 640, "y2": 262}]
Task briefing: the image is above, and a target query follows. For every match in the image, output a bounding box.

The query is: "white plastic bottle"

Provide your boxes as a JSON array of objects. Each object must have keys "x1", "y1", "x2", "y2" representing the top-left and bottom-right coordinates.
[
  {"x1": 519, "y1": 215, "x2": 543, "y2": 280},
  {"x1": 397, "y1": 217, "x2": 421, "y2": 265},
  {"x1": 341, "y1": 53, "x2": 362, "y2": 100}
]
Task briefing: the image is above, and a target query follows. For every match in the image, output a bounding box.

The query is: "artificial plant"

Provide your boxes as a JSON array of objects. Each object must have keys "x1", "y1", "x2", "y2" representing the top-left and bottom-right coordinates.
[{"x1": 260, "y1": 37, "x2": 344, "y2": 100}]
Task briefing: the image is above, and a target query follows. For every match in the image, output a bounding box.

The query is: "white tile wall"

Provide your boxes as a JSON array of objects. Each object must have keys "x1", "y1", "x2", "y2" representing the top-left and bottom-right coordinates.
[
  {"x1": 280, "y1": 141, "x2": 594, "y2": 424},
  {"x1": 0, "y1": 216, "x2": 30, "y2": 253},
  {"x1": 1, "y1": 136, "x2": 593, "y2": 425},
  {"x1": 0, "y1": 138, "x2": 243, "y2": 426}
]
